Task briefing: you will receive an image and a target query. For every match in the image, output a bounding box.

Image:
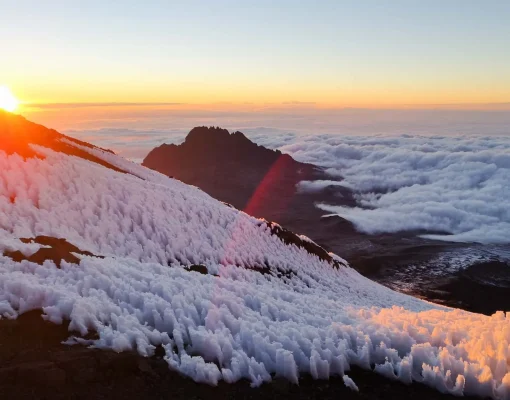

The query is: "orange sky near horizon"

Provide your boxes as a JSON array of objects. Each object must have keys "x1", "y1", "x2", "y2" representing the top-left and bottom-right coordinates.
[
  {"x1": 3, "y1": 2, "x2": 509, "y2": 112},
  {"x1": 8, "y1": 80, "x2": 510, "y2": 112}
]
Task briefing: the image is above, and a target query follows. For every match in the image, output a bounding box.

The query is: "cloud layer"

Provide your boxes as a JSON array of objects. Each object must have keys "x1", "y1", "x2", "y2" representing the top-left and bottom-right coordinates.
[
  {"x1": 53, "y1": 107, "x2": 510, "y2": 244},
  {"x1": 275, "y1": 134, "x2": 510, "y2": 244},
  {"x1": 296, "y1": 180, "x2": 348, "y2": 193}
]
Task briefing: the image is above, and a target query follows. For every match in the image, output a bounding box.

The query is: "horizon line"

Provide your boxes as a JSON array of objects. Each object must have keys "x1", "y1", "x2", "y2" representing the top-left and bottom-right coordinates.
[
  {"x1": 21, "y1": 101, "x2": 510, "y2": 111},
  {"x1": 24, "y1": 102, "x2": 186, "y2": 109}
]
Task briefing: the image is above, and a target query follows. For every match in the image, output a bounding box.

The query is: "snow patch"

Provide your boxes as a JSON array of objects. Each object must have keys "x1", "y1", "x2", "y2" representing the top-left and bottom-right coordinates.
[
  {"x1": 343, "y1": 375, "x2": 359, "y2": 391},
  {"x1": 0, "y1": 141, "x2": 509, "y2": 398}
]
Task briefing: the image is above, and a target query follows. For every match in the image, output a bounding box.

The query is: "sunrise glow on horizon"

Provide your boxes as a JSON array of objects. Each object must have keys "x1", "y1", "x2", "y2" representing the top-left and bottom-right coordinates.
[
  {"x1": 2, "y1": 1, "x2": 510, "y2": 110},
  {"x1": 0, "y1": 86, "x2": 19, "y2": 113}
]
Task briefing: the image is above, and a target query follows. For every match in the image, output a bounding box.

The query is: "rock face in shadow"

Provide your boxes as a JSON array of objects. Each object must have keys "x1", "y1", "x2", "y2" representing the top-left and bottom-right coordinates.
[
  {"x1": 143, "y1": 127, "x2": 372, "y2": 256},
  {"x1": 142, "y1": 127, "x2": 364, "y2": 250},
  {"x1": 143, "y1": 127, "x2": 328, "y2": 215}
]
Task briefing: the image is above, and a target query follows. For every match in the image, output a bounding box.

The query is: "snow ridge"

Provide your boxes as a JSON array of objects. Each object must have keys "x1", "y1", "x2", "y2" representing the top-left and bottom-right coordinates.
[{"x1": 0, "y1": 141, "x2": 509, "y2": 398}]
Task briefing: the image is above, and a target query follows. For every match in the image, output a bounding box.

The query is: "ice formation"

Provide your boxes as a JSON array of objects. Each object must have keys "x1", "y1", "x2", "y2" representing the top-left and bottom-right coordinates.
[{"x1": 0, "y1": 137, "x2": 509, "y2": 398}]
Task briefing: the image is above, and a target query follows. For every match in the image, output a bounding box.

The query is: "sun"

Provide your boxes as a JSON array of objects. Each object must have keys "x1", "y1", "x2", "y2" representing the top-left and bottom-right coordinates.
[{"x1": 0, "y1": 86, "x2": 19, "y2": 112}]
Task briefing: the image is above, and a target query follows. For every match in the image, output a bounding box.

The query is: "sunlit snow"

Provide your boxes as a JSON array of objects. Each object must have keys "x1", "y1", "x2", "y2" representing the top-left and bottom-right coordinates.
[{"x1": 0, "y1": 141, "x2": 509, "y2": 398}]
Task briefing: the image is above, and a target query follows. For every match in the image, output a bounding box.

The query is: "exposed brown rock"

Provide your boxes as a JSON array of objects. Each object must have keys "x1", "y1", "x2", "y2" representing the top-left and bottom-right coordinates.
[{"x1": 4, "y1": 236, "x2": 102, "y2": 267}]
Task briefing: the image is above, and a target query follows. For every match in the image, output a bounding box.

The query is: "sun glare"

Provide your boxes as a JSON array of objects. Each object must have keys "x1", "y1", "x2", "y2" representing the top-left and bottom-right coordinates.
[{"x1": 0, "y1": 86, "x2": 19, "y2": 112}]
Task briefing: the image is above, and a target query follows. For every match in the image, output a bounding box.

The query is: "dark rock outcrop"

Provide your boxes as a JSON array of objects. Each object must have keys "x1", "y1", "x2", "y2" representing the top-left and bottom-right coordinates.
[
  {"x1": 142, "y1": 126, "x2": 364, "y2": 259},
  {"x1": 143, "y1": 127, "x2": 328, "y2": 217}
]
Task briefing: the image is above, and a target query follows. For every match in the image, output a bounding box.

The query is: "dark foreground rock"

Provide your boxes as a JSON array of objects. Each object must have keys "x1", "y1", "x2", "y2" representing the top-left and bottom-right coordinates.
[
  {"x1": 142, "y1": 126, "x2": 331, "y2": 214},
  {"x1": 0, "y1": 312, "x2": 483, "y2": 400},
  {"x1": 430, "y1": 259, "x2": 510, "y2": 315}
]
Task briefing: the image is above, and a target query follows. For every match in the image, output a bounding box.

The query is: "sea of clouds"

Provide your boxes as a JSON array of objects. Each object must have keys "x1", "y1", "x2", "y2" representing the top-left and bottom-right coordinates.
[
  {"x1": 259, "y1": 134, "x2": 510, "y2": 244},
  {"x1": 57, "y1": 108, "x2": 510, "y2": 244}
]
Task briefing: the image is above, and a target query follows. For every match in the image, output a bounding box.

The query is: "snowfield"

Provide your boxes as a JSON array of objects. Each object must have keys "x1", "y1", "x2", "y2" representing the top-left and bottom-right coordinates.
[{"x1": 1, "y1": 140, "x2": 510, "y2": 398}]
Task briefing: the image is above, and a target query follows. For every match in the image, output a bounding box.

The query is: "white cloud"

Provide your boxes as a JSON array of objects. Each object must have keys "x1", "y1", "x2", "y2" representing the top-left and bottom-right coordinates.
[
  {"x1": 296, "y1": 180, "x2": 348, "y2": 193},
  {"x1": 64, "y1": 128, "x2": 187, "y2": 162},
  {"x1": 32, "y1": 107, "x2": 505, "y2": 160},
  {"x1": 275, "y1": 134, "x2": 510, "y2": 244}
]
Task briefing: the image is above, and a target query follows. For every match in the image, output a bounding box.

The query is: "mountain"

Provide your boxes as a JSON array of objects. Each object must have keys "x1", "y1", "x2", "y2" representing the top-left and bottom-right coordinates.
[
  {"x1": 1, "y1": 111, "x2": 509, "y2": 399},
  {"x1": 143, "y1": 126, "x2": 329, "y2": 215},
  {"x1": 142, "y1": 128, "x2": 510, "y2": 316},
  {"x1": 142, "y1": 126, "x2": 371, "y2": 262}
]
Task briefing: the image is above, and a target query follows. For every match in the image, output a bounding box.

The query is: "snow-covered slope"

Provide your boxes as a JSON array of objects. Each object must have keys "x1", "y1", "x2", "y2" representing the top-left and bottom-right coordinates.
[{"x1": 1, "y1": 112, "x2": 510, "y2": 398}]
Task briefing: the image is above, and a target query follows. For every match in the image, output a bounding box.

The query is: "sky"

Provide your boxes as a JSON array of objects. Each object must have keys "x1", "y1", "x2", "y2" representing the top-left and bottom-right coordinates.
[{"x1": 2, "y1": 0, "x2": 510, "y2": 109}]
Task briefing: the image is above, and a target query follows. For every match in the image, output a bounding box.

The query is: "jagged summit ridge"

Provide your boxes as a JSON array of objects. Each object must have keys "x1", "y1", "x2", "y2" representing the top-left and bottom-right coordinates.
[
  {"x1": 145, "y1": 126, "x2": 293, "y2": 165},
  {"x1": 184, "y1": 126, "x2": 261, "y2": 150},
  {"x1": 142, "y1": 126, "x2": 318, "y2": 214}
]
